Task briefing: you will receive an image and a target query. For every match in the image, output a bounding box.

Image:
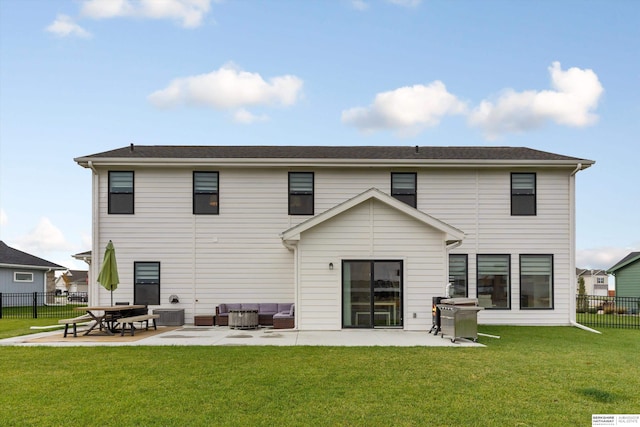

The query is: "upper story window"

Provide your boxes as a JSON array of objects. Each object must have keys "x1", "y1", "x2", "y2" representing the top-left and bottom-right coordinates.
[
  {"x1": 596, "y1": 277, "x2": 605, "y2": 284},
  {"x1": 289, "y1": 172, "x2": 314, "y2": 215},
  {"x1": 108, "y1": 171, "x2": 134, "y2": 214},
  {"x1": 511, "y1": 173, "x2": 536, "y2": 216},
  {"x1": 193, "y1": 172, "x2": 219, "y2": 215},
  {"x1": 14, "y1": 272, "x2": 34, "y2": 282},
  {"x1": 391, "y1": 173, "x2": 417, "y2": 208},
  {"x1": 134, "y1": 262, "x2": 160, "y2": 306}
]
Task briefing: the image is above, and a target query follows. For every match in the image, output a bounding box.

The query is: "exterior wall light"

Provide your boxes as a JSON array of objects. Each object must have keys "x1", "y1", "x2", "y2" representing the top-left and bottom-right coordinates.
[{"x1": 329, "y1": 262, "x2": 334, "y2": 270}]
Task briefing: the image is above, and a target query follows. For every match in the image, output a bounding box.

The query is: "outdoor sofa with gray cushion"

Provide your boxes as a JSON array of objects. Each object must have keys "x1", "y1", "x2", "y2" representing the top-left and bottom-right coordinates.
[{"x1": 215, "y1": 303, "x2": 294, "y2": 327}]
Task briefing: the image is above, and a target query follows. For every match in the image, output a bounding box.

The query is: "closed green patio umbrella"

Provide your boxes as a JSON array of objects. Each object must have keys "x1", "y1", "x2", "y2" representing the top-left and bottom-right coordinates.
[{"x1": 97, "y1": 240, "x2": 120, "y2": 306}]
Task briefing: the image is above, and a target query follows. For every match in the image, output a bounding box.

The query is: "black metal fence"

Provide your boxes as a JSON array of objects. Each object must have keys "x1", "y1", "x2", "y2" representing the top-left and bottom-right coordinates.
[
  {"x1": 0, "y1": 292, "x2": 87, "y2": 319},
  {"x1": 576, "y1": 295, "x2": 640, "y2": 329}
]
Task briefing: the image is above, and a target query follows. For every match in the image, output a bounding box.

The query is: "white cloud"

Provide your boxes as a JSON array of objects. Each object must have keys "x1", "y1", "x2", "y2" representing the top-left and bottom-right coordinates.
[
  {"x1": 232, "y1": 109, "x2": 269, "y2": 124},
  {"x1": 351, "y1": 0, "x2": 369, "y2": 11},
  {"x1": 81, "y1": 233, "x2": 92, "y2": 251},
  {"x1": 469, "y1": 62, "x2": 604, "y2": 140},
  {"x1": 45, "y1": 14, "x2": 92, "y2": 38},
  {"x1": 341, "y1": 81, "x2": 467, "y2": 137},
  {"x1": 148, "y1": 63, "x2": 303, "y2": 122},
  {"x1": 0, "y1": 209, "x2": 7, "y2": 227},
  {"x1": 387, "y1": 0, "x2": 422, "y2": 7},
  {"x1": 81, "y1": 0, "x2": 212, "y2": 28},
  {"x1": 576, "y1": 246, "x2": 636, "y2": 271},
  {"x1": 13, "y1": 217, "x2": 74, "y2": 254}
]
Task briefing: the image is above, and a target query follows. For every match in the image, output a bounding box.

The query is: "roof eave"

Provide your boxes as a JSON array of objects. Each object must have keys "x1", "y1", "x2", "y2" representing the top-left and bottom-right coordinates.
[
  {"x1": 0, "y1": 263, "x2": 66, "y2": 271},
  {"x1": 607, "y1": 254, "x2": 640, "y2": 274},
  {"x1": 75, "y1": 157, "x2": 595, "y2": 169}
]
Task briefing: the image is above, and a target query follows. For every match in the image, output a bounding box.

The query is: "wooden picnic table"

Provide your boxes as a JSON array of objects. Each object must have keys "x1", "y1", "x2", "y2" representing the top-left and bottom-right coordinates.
[{"x1": 75, "y1": 305, "x2": 146, "y2": 336}]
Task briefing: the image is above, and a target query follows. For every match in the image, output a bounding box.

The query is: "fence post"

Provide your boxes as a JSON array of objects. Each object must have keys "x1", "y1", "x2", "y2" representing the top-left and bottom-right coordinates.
[
  {"x1": 33, "y1": 292, "x2": 38, "y2": 319},
  {"x1": 0, "y1": 293, "x2": 3, "y2": 319}
]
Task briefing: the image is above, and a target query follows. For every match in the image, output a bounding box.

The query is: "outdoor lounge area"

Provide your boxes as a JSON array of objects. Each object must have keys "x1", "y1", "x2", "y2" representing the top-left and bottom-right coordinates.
[{"x1": 215, "y1": 303, "x2": 295, "y2": 329}]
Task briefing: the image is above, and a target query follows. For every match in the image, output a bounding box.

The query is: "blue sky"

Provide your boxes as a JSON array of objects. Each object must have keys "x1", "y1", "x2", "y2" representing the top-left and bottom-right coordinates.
[{"x1": 0, "y1": 0, "x2": 638, "y2": 273}]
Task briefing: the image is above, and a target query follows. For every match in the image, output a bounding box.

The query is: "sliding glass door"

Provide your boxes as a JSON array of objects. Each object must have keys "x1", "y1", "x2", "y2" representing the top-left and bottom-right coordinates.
[{"x1": 342, "y1": 260, "x2": 402, "y2": 328}]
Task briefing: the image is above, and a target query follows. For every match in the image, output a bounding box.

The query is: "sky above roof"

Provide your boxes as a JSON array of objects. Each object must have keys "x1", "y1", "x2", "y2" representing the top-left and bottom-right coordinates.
[{"x1": 0, "y1": 0, "x2": 638, "y2": 272}]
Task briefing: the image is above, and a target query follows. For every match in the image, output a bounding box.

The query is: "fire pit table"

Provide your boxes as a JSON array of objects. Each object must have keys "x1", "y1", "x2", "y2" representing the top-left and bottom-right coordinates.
[{"x1": 228, "y1": 309, "x2": 259, "y2": 330}]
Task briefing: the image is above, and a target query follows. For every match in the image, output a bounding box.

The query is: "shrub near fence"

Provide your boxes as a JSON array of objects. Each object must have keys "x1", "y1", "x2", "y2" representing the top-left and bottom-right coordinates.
[
  {"x1": 0, "y1": 292, "x2": 87, "y2": 319},
  {"x1": 576, "y1": 295, "x2": 640, "y2": 329}
]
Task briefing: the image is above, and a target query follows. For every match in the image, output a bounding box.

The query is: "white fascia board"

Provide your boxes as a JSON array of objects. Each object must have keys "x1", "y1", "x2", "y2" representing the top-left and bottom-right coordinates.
[
  {"x1": 0, "y1": 264, "x2": 65, "y2": 270},
  {"x1": 281, "y1": 188, "x2": 465, "y2": 242},
  {"x1": 75, "y1": 157, "x2": 595, "y2": 169}
]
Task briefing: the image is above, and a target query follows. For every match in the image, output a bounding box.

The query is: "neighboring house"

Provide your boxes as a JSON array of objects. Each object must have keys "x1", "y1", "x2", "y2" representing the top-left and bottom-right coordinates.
[
  {"x1": 607, "y1": 252, "x2": 640, "y2": 298},
  {"x1": 576, "y1": 268, "x2": 609, "y2": 296},
  {"x1": 0, "y1": 241, "x2": 66, "y2": 305},
  {"x1": 75, "y1": 145, "x2": 594, "y2": 329},
  {"x1": 56, "y1": 270, "x2": 89, "y2": 294}
]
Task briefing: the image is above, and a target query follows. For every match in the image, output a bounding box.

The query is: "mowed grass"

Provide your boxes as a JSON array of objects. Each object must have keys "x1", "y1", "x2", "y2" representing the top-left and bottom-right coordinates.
[
  {"x1": 0, "y1": 318, "x2": 67, "y2": 339},
  {"x1": 0, "y1": 326, "x2": 638, "y2": 426}
]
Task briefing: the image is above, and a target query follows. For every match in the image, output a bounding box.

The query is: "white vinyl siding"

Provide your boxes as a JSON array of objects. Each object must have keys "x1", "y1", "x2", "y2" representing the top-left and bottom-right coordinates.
[
  {"x1": 296, "y1": 199, "x2": 446, "y2": 330},
  {"x1": 92, "y1": 166, "x2": 573, "y2": 326}
]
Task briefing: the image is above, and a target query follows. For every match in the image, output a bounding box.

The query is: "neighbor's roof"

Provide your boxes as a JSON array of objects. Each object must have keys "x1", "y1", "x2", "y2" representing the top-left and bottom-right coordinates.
[
  {"x1": 576, "y1": 268, "x2": 608, "y2": 276},
  {"x1": 0, "y1": 241, "x2": 66, "y2": 270},
  {"x1": 75, "y1": 145, "x2": 595, "y2": 168},
  {"x1": 607, "y1": 252, "x2": 640, "y2": 274},
  {"x1": 62, "y1": 270, "x2": 89, "y2": 285}
]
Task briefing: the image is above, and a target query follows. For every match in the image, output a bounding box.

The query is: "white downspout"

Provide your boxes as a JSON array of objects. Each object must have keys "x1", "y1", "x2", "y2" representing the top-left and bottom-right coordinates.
[
  {"x1": 45, "y1": 268, "x2": 52, "y2": 293},
  {"x1": 568, "y1": 163, "x2": 596, "y2": 331},
  {"x1": 568, "y1": 162, "x2": 599, "y2": 333},
  {"x1": 88, "y1": 160, "x2": 99, "y2": 306},
  {"x1": 571, "y1": 320, "x2": 601, "y2": 334},
  {"x1": 283, "y1": 240, "x2": 299, "y2": 330}
]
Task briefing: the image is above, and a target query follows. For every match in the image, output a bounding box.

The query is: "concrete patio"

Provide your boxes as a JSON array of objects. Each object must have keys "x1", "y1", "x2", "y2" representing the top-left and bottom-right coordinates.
[{"x1": 0, "y1": 325, "x2": 486, "y2": 347}]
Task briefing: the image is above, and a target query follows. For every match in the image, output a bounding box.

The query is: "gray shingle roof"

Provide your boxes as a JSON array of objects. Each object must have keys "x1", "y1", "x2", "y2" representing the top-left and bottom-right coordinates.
[
  {"x1": 608, "y1": 252, "x2": 640, "y2": 273},
  {"x1": 76, "y1": 145, "x2": 593, "y2": 162},
  {"x1": 0, "y1": 241, "x2": 66, "y2": 269}
]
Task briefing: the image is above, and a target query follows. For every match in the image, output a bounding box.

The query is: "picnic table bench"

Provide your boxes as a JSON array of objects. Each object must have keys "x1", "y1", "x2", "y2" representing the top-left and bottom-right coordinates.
[
  {"x1": 116, "y1": 314, "x2": 160, "y2": 336},
  {"x1": 58, "y1": 314, "x2": 93, "y2": 338}
]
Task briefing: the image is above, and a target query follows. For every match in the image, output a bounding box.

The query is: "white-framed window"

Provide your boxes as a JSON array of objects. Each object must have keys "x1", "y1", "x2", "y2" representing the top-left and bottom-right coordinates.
[
  {"x1": 596, "y1": 277, "x2": 605, "y2": 284},
  {"x1": 14, "y1": 272, "x2": 34, "y2": 282}
]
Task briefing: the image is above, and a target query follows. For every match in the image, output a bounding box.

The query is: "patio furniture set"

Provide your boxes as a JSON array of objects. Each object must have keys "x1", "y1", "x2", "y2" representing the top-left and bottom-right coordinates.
[
  {"x1": 215, "y1": 303, "x2": 295, "y2": 329},
  {"x1": 59, "y1": 305, "x2": 158, "y2": 337},
  {"x1": 59, "y1": 302, "x2": 295, "y2": 338}
]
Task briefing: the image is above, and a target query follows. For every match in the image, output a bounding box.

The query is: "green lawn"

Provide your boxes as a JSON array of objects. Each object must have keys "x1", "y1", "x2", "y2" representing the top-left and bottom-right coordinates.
[{"x1": 0, "y1": 325, "x2": 638, "y2": 426}]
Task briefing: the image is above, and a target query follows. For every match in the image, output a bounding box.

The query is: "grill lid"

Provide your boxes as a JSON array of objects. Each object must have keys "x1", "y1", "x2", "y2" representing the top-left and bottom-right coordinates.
[{"x1": 440, "y1": 297, "x2": 479, "y2": 306}]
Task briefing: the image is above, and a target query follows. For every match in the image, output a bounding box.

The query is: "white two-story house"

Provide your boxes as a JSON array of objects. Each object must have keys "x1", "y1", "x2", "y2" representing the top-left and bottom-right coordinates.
[{"x1": 75, "y1": 145, "x2": 594, "y2": 330}]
